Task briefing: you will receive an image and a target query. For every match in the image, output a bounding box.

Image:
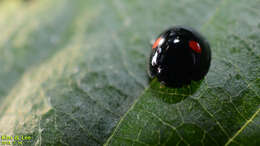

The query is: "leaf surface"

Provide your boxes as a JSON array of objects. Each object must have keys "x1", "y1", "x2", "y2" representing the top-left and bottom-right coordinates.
[{"x1": 0, "y1": 0, "x2": 259, "y2": 145}]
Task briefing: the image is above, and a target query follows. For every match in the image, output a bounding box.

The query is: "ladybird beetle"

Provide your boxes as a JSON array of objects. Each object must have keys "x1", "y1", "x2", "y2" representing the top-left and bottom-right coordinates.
[{"x1": 148, "y1": 26, "x2": 211, "y2": 87}]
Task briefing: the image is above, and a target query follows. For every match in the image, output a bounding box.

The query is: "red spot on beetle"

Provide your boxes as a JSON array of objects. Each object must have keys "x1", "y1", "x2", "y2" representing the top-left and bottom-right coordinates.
[
  {"x1": 152, "y1": 37, "x2": 162, "y2": 49},
  {"x1": 189, "y1": 40, "x2": 202, "y2": 53}
]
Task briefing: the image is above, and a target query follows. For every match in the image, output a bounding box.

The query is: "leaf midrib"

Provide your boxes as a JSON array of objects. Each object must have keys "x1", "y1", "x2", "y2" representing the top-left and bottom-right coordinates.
[{"x1": 104, "y1": 79, "x2": 158, "y2": 146}]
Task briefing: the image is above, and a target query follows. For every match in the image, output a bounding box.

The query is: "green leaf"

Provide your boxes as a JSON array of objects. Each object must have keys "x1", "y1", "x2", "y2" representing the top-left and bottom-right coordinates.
[{"x1": 0, "y1": 0, "x2": 259, "y2": 146}]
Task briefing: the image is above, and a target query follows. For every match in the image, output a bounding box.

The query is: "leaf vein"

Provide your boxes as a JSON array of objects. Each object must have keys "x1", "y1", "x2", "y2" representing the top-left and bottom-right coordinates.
[
  {"x1": 142, "y1": 109, "x2": 190, "y2": 146},
  {"x1": 225, "y1": 107, "x2": 260, "y2": 145}
]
